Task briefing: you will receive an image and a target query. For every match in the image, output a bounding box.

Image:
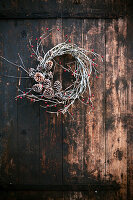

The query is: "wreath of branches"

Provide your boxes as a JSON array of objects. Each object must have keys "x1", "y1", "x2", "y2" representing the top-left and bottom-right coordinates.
[{"x1": 0, "y1": 28, "x2": 103, "y2": 118}]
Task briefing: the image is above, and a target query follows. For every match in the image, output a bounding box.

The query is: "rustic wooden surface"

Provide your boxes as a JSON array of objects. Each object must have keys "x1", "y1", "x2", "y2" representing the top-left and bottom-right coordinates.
[
  {"x1": 0, "y1": 0, "x2": 132, "y2": 200},
  {"x1": 0, "y1": 0, "x2": 126, "y2": 19}
]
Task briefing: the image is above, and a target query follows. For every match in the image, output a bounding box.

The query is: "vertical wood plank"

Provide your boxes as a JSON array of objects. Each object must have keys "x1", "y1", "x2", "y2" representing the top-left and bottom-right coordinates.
[
  {"x1": 17, "y1": 20, "x2": 40, "y2": 184},
  {"x1": 105, "y1": 18, "x2": 127, "y2": 195},
  {"x1": 39, "y1": 19, "x2": 63, "y2": 185},
  {"x1": 83, "y1": 19, "x2": 106, "y2": 183},
  {"x1": 127, "y1": 15, "x2": 133, "y2": 200},
  {"x1": 0, "y1": 20, "x2": 18, "y2": 185},
  {"x1": 62, "y1": 19, "x2": 85, "y2": 184}
]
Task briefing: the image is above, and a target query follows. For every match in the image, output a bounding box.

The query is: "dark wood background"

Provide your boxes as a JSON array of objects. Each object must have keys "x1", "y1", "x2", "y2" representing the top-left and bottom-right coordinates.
[{"x1": 0, "y1": 0, "x2": 132, "y2": 199}]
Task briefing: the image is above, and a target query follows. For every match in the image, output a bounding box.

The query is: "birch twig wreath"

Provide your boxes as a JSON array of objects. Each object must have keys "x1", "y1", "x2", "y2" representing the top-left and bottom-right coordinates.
[{"x1": 0, "y1": 28, "x2": 103, "y2": 118}]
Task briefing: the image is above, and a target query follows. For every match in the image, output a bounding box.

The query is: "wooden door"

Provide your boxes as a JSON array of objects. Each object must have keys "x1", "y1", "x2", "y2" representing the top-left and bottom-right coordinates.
[{"x1": 0, "y1": 0, "x2": 132, "y2": 199}]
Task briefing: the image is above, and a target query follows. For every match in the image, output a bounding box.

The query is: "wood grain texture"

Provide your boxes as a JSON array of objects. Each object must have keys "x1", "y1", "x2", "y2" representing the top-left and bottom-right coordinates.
[
  {"x1": 83, "y1": 19, "x2": 106, "y2": 184},
  {"x1": 62, "y1": 19, "x2": 85, "y2": 184},
  {"x1": 39, "y1": 19, "x2": 63, "y2": 185},
  {"x1": 0, "y1": 189, "x2": 127, "y2": 200},
  {"x1": 0, "y1": 0, "x2": 127, "y2": 19},
  {"x1": 17, "y1": 20, "x2": 40, "y2": 185},
  {"x1": 0, "y1": 20, "x2": 18, "y2": 185},
  {"x1": 0, "y1": 0, "x2": 132, "y2": 198},
  {"x1": 127, "y1": 15, "x2": 133, "y2": 200},
  {"x1": 105, "y1": 18, "x2": 127, "y2": 198}
]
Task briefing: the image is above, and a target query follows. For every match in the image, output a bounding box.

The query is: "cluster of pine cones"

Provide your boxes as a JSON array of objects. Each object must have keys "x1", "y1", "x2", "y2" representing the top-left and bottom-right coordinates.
[{"x1": 29, "y1": 59, "x2": 62, "y2": 99}]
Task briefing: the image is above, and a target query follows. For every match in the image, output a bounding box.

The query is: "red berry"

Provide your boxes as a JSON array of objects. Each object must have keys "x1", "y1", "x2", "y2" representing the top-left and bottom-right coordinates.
[
  {"x1": 82, "y1": 99, "x2": 84, "y2": 101},
  {"x1": 17, "y1": 96, "x2": 19, "y2": 98},
  {"x1": 32, "y1": 53, "x2": 34, "y2": 55},
  {"x1": 75, "y1": 70, "x2": 77, "y2": 73},
  {"x1": 46, "y1": 28, "x2": 48, "y2": 30},
  {"x1": 64, "y1": 69, "x2": 66, "y2": 72},
  {"x1": 30, "y1": 55, "x2": 32, "y2": 58},
  {"x1": 54, "y1": 105, "x2": 56, "y2": 107},
  {"x1": 88, "y1": 74, "x2": 90, "y2": 76},
  {"x1": 45, "y1": 102, "x2": 47, "y2": 104},
  {"x1": 93, "y1": 59, "x2": 94, "y2": 61},
  {"x1": 59, "y1": 62, "x2": 61, "y2": 64},
  {"x1": 65, "y1": 35, "x2": 68, "y2": 37},
  {"x1": 69, "y1": 40, "x2": 71, "y2": 43},
  {"x1": 36, "y1": 38, "x2": 38, "y2": 40},
  {"x1": 31, "y1": 98, "x2": 33, "y2": 102},
  {"x1": 72, "y1": 73, "x2": 74, "y2": 76},
  {"x1": 20, "y1": 97, "x2": 22, "y2": 99},
  {"x1": 102, "y1": 56, "x2": 103, "y2": 58},
  {"x1": 47, "y1": 105, "x2": 49, "y2": 107},
  {"x1": 31, "y1": 45, "x2": 34, "y2": 48},
  {"x1": 72, "y1": 113, "x2": 73, "y2": 115},
  {"x1": 92, "y1": 49, "x2": 94, "y2": 52},
  {"x1": 96, "y1": 76, "x2": 98, "y2": 78},
  {"x1": 57, "y1": 28, "x2": 60, "y2": 31},
  {"x1": 87, "y1": 102, "x2": 89, "y2": 104},
  {"x1": 93, "y1": 107, "x2": 94, "y2": 109}
]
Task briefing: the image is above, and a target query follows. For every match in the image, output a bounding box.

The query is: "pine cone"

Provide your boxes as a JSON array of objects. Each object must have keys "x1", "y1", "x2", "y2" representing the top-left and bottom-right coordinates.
[
  {"x1": 44, "y1": 60, "x2": 53, "y2": 71},
  {"x1": 43, "y1": 88, "x2": 54, "y2": 99},
  {"x1": 43, "y1": 79, "x2": 51, "y2": 88},
  {"x1": 29, "y1": 68, "x2": 36, "y2": 78},
  {"x1": 34, "y1": 72, "x2": 44, "y2": 83},
  {"x1": 53, "y1": 81, "x2": 62, "y2": 93},
  {"x1": 32, "y1": 84, "x2": 43, "y2": 93}
]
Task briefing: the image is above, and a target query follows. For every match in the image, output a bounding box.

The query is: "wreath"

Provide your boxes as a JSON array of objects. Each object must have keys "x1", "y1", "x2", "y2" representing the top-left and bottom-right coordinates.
[{"x1": 0, "y1": 28, "x2": 103, "y2": 117}]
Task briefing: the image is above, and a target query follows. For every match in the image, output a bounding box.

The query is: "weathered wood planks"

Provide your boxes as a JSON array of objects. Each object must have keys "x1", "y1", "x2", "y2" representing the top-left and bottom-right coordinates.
[
  {"x1": 105, "y1": 18, "x2": 127, "y2": 186},
  {"x1": 83, "y1": 19, "x2": 106, "y2": 184},
  {"x1": 62, "y1": 19, "x2": 85, "y2": 184},
  {"x1": 0, "y1": 20, "x2": 19, "y2": 185},
  {"x1": 0, "y1": 0, "x2": 126, "y2": 19},
  {"x1": 127, "y1": 15, "x2": 133, "y2": 200},
  {"x1": 0, "y1": 0, "x2": 132, "y2": 199},
  {"x1": 39, "y1": 19, "x2": 63, "y2": 185}
]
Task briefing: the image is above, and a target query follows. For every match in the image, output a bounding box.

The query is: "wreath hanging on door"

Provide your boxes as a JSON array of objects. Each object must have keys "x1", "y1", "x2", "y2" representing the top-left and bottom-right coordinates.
[{"x1": 0, "y1": 28, "x2": 103, "y2": 117}]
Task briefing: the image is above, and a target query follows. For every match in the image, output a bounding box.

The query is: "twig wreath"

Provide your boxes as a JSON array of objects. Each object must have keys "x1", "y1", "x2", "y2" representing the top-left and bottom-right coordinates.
[{"x1": 0, "y1": 28, "x2": 103, "y2": 118}]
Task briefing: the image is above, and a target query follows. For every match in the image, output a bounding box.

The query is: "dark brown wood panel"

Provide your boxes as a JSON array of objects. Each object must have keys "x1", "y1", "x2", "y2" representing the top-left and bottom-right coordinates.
[
  {"x1": 83, "y1": 19, "x2": 106, "y2": 183},
  {"x1": 62, "y1": 18, "x2": 85, "y2": 184},
  {"x1": 0, "y1": 20, "x2": 18, "y2": 185},
  {"x1": 16, "y1": 20, "x2": 40, "y2": 185},
  {"x1": 62, "y1": 18, "x2": 106, "y2": 185},
  {"x1": 0, "y1": 189, "x2": 128, "y2": 200},
  {"x1": 0, "y1": 0, "x2": 127, "y2": 19},
  {"x1": 0, "y1": 0, "x2": 132, "y2": 199},
  {"x1": 39, "y1": 19, "x2": 63, "y2": 185},
  {"x1": 105, "y1": 18, "x2": 127, "y2": 198},
  {"x1": 127, "y1": 15, "x2": 133, "y2": 200}
]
